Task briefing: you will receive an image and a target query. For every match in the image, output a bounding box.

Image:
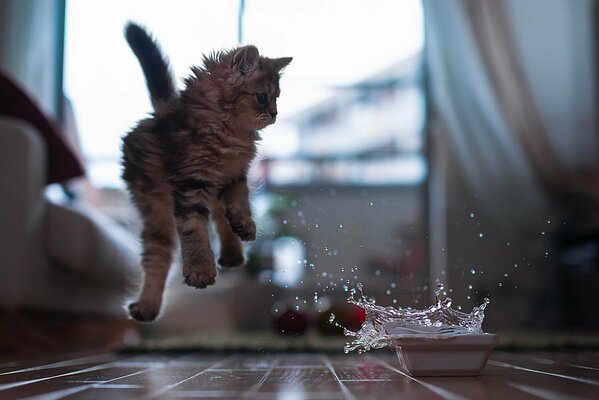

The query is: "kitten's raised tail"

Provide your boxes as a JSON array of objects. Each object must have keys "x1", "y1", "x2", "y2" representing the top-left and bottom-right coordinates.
[{"x1": 125, "y1": 22, "x2": 176, "y2": 111}]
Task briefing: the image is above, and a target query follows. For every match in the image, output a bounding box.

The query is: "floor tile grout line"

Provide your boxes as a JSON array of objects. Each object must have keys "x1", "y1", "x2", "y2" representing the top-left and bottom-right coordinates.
[
  {"x1": 320, "y1": 354, "x2": 358, "y2": 400},
  {"x1": 507, "y1": 382, "x2": 595, "y2": 400},
  {"x1": 526, "y1": 355, "x2": 599, "y2": 372},
  {"x1": 137, "y1": 354, "x2": 238, "y2": 400},
  {"x1": 0, "y1": 354, "x2": 115, "y2": 376},
  {"x1": 0, "y1": 349, "x2": 112, "y2": 371},
  {"x1": 570, "y1": 364, "x2": 599, "y2": 372},
  {"x1": 0, "y1": 354, "x2": 143, "y2": 392},
  {"x1": 20, "y1": 366, "x2": 163, "y2": 400},
  {"x1": 240, "y1": 355, "x2": 280, "y2": 398},
  {"x1": 488, "y1": 360, "x2": 599, "y2": 387},
  {"x1": 369, "y1": 356, "x2": 473, "y2": 400},
  {"x1": 21, "y1": 385, "x2": 91, "y2": 400},
  {"x1": 0, "y1": 365, "x2": 110, "y2": 392},
  {"x1": 32, "y1": 352, "x2": 201, "y2": 400}
]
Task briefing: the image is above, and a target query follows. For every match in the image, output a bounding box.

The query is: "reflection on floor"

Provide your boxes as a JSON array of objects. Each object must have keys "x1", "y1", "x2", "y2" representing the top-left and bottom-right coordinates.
[{"x1": 0, "y1": 350, "x2": 597, "y2": 399}]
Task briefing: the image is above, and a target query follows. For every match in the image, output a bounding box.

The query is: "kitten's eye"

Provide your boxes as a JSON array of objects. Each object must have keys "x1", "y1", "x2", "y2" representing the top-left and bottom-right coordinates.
[{"x1": 255, "y1": 92, "x2": 268, "y2": 105}]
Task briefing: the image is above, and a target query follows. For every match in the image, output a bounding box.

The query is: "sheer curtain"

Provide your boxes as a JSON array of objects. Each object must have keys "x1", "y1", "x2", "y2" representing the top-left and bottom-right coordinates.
[
  {"x1": 0, "y1": 0, "x2": 65, "y2": 119},
  {"x1": 423, "y1": 0, "x2": 599, "y2": 232}
]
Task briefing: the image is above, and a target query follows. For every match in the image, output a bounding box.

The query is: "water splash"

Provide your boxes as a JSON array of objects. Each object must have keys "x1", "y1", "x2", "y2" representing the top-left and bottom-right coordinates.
[{"x1": 343, "y1": 283, "x2": 490, "y2": 354}]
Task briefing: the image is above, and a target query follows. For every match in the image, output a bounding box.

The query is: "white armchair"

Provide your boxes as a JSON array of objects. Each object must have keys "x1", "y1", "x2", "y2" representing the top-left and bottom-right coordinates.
[{"x1": 0, "y1": 116, "x2": 140, "y2": 316}]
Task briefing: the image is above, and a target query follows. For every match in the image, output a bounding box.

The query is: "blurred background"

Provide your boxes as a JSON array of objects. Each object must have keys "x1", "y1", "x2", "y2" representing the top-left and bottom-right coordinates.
[{"x1": 0, "y1": 0, "x2": 597, "y2": 353}]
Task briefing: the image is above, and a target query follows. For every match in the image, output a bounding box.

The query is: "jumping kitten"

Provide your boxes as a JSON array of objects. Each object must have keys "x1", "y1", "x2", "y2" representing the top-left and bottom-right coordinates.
[{"x1": 122, "y1": 23, "x2": 291, "y2": 322}]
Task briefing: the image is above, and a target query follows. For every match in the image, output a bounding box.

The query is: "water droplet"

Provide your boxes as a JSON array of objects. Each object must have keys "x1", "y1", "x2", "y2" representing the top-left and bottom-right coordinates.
[
  {"x1": 479, "y1": 233, "x2": 484, "y2": 238},
  {"x1": 470, "y1": 268, "x2": 476, "y2": 275},
  {"x1": 391, "y1": 283, "x2": 397, "y2": 288},
  {"x1": 467, "y1": 284, "x2": 473, "y2": 290},
  {"x1": 503, "y1": 273, "x2": 508, "y2": 278},
  {"x1": 470, "y1": 213, "x2": 475, "y2": 218},
  {"x1": 385, "y1": 290, "x2": 391, "y2": 295},
  {"x1": 328, "y1": 313, "x2": 335, "y2": 323},
  {"x1": 498, "y1": 282, "x2": 503, "y2": 287}
]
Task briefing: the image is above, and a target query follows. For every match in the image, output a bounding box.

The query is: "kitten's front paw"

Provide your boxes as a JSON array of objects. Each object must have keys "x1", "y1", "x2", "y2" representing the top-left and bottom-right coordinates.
[
  {"x1": 183, "y1": 266, "x2": 217, "y2": 289},
  {"x1": 226, "y1": 211, "x2": 256, "y2": 241},
  {"x1": 128, "y1": 302, "x2": 160, "y2": 323}
]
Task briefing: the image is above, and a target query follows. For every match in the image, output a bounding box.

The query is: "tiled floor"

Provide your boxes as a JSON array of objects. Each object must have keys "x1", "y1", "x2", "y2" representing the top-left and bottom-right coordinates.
[{"x1": 0, "y1": 350, "x2": 597, "y2": 399}]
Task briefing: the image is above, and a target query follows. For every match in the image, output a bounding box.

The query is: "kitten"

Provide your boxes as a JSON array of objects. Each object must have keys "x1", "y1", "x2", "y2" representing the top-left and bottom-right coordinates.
[{"x1": 122, "y1": 23, "x2": 291, "y2": 322}]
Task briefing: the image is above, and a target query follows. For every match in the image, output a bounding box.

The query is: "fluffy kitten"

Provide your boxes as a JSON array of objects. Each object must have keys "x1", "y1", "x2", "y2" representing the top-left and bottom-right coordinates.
[{"x1": 122, "y1": 23, "x2": 291, "y2": 322}]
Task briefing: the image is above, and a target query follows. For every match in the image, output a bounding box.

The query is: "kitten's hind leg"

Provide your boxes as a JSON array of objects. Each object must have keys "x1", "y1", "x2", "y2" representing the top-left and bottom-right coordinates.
[
  {"x1": 129, "y1": 187, "x2": 176, "y2": 322},
  {"x1": 212, "y1": 198, "x2": 245, "y2": 268},
  {"x1": 173, "y1": 189, "x2": 217, "y2": 288}
]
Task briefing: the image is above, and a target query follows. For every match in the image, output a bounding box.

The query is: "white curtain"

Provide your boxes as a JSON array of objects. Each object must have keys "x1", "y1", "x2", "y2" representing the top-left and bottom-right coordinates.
[{"x1": 423, "y1": 0, "x2": 598, "y2": 232}]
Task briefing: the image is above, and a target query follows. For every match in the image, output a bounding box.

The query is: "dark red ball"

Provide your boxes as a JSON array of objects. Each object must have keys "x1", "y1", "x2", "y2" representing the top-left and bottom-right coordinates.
[{"x1": 273, "y1": 309, "x2": 309, "y2": 336}]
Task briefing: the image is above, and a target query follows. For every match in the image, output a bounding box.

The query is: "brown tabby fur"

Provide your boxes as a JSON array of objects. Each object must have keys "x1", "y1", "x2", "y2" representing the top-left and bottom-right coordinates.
[{"x1": 122, "y1": 23, "x2": 291, "y2": 322}]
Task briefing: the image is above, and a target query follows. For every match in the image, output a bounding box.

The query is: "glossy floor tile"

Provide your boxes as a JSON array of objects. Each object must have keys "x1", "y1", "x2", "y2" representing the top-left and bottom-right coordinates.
[{"x1": 0, "y1": 350, "x2": 597, "y2": 399}]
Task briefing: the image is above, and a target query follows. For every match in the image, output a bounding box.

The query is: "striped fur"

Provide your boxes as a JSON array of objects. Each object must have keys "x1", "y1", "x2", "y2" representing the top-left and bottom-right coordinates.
[{"x1": 122, "y1": 23, "x2": 291, "y2": 322}]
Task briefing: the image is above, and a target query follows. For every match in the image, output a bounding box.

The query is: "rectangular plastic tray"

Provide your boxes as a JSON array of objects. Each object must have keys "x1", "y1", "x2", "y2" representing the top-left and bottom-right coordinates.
[{"x1": 390, "y1": 333, "x2": 499, "y2": 376}]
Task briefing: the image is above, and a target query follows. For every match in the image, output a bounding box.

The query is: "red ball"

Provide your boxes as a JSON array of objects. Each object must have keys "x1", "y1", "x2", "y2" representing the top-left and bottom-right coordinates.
[
  {"x1": 273, "y1": 309, "x2": 309, "y2": 336},
  {"x1": 353, "y1": 306, "x2": 366, "y2": 326}
]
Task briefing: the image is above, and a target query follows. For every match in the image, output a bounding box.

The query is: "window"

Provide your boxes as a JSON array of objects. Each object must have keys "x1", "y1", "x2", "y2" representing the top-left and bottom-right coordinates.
[
  {"x1": 64, "y1": 0, "x2": 427, "y2": 331},
  {"x1": 65, "y1": 0, "x2": 424, "y2": 189}
]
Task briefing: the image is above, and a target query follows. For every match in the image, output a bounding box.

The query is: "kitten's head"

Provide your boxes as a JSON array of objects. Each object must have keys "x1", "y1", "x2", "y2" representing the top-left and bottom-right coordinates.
[{"x1": 185, "y1": 45, "x2": 292, "y2": 131}]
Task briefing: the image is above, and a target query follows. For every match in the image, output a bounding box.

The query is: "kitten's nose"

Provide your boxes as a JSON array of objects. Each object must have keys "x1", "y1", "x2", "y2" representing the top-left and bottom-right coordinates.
[{"x1": 269, "y1": 111, "x2": 277, "y2": 118}]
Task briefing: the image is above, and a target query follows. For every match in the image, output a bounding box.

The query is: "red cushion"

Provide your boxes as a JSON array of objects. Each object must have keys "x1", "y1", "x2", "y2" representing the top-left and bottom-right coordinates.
[{"x1": 0, "y1": 69, "x2": 84, "y2": 184}]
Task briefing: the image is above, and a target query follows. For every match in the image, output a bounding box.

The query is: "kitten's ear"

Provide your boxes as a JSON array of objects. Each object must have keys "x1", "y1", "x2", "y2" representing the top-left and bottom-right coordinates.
[
  {"x1": 272, "y1": 57, "x2": 292, "y2": 72},
  {"x1": 231, "y1": 45, "x2": 260, "y2": 74}
]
